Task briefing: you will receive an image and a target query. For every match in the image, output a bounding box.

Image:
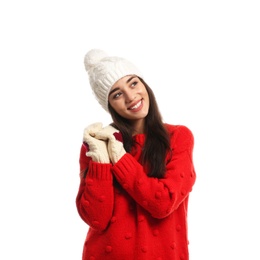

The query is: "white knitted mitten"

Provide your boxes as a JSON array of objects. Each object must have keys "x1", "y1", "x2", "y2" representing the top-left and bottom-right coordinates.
[
  {"x1": 83, "y1": 122, "x2": 110, "y2": 163},
  {"x1": 94, "y1": 125, "x2": 126, "y2": 164}
]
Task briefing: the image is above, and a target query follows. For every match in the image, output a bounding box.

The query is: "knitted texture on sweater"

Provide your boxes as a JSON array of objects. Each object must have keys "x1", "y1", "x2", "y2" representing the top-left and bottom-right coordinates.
[{"x1": 76, "y1": 124, "x2": 196, "y2": 260}]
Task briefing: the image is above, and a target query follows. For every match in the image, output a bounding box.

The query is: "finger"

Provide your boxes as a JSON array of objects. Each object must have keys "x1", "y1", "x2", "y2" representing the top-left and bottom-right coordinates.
[
  {"x1": 86, "y1": 151, "x2": 95, "y2": 158},
  {"x1": 88, "y1": 122, "x2": 103, "y2": 134},
  {"x1": 94, "y1": 130, "x2": 109, "y2": 140}
]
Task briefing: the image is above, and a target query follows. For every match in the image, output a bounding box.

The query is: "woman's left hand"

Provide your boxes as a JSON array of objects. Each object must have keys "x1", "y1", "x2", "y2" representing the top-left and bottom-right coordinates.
[{"x1": 94, "y1": 125, "x2": 126, "y2": 164}]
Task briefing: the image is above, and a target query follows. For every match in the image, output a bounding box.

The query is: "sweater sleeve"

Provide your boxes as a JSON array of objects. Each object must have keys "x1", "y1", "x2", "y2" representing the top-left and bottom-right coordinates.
[
  {"x1": 76, "y1": 143, "x2": 114, "y2": 231},
  {"x1": 111, "y1": 125, "x2": 196, "y2": 219}
]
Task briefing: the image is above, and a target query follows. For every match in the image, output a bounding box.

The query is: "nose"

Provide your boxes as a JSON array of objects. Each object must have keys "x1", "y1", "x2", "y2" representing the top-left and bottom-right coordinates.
[{"x1": 125, "y1": 90, "x2": 136, "y2": 103}]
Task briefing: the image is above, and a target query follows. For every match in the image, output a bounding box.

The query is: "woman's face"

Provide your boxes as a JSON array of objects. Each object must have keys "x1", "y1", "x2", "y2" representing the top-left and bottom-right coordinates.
[{"x1": 108, "y1": 75, "x2": 149, "y2": 128}]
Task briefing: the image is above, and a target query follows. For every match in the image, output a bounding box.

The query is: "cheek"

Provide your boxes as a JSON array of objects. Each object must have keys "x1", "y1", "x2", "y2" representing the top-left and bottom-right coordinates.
[
  {"x1": 109, "y1": 100, "x2": 123, "y2": 113},
  {"x1": 141, "y1": 87, "x2": 149, "y2": 98},
  {"x1": 146, "y1": 99, "x2": 150, "y2": 111},
  {"x1": 143, "y1": 91, "x2": 149, "y2": 106}
]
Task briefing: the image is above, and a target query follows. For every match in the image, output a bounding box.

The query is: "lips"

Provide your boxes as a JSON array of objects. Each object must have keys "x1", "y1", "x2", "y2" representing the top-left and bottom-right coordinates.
[
  {"x1": 129, "y1": 100, "x2": 141, "y2": 110},
  {"x1": 128, "y1": 100, "x2": 143, "y2": 111}
]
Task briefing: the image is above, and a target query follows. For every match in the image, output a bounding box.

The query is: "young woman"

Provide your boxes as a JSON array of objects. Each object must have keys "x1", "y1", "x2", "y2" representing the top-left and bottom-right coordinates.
[{"x1": 76, "y1": 49, "x2": 196, "y2": 260}]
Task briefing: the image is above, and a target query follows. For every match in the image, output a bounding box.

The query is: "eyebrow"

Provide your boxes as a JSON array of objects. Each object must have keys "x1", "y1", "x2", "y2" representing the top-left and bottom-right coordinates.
[{"x1": 108, "y1": 76, "x2": 137, "y2": 97}]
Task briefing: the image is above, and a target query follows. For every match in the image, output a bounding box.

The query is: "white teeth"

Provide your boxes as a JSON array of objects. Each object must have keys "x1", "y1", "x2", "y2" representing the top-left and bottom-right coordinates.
[{"x1": 130, "y1": 101, "x2": 141, "y2": 110}]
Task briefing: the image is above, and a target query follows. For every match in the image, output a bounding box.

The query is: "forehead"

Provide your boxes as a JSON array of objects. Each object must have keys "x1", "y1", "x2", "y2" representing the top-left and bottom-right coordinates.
[{"x1": 111, "y1": 75, "x2": 137, "y2": 90}]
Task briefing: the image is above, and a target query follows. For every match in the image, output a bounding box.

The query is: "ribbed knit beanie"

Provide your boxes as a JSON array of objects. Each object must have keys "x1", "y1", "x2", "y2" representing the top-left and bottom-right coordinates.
[{"x1": 84, "y1": 49, "x2": 143, "y2": 112}]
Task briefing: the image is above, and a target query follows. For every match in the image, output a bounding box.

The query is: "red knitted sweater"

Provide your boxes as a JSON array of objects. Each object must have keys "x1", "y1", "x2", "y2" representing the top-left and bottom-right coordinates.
[{"x1": 76, "y1": 124, "x2": 196, "y2": 260}]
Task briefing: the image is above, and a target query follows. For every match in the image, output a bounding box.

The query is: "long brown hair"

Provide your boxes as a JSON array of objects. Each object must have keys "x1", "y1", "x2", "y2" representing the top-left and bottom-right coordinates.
[{"x1": 108, "y1": 78, "x2": 171, "y2": 178}]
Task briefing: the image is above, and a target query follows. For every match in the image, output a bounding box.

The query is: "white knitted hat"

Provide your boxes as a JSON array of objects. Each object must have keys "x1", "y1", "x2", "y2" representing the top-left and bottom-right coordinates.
[{"x1": 84, "y1": 49, "x2": 143, "y2": 112}]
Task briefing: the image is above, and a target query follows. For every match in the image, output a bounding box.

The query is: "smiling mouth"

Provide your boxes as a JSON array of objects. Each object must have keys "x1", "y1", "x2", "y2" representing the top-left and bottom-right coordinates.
[{"x1": 129, "y1": 100, "x2": 142, "y2": 110}]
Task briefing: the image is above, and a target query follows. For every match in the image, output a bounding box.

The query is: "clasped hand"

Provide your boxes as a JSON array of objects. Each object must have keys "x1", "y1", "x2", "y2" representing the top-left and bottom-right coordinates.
[{"x1": 83, "y1": 123, "x2": 126, "y2": 164}]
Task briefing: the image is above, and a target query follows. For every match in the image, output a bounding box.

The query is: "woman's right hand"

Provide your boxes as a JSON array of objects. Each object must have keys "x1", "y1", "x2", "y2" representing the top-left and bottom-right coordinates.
[{"x1": 83, "y1": 122, "x2": 110, "y2": 163}]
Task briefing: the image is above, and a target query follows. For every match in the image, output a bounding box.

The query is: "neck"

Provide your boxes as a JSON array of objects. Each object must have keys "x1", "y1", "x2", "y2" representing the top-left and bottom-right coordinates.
[{"x1": 131, "y1": 119, "x2": 145, "y2": 135}]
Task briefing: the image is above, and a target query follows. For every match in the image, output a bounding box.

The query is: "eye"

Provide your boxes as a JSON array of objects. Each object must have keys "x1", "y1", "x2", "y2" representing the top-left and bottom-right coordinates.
[
  {"x1": 112, "y1": 91, "x2": 122, "y2": 99},
  {"x1": 130, "y1": 81, "x2": 138, "y2": 87}
]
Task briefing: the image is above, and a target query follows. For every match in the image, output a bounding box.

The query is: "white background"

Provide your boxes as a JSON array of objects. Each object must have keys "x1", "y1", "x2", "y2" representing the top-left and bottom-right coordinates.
[{"x1": 0, "y1": 0, "x2": 259, "y2": 259}]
